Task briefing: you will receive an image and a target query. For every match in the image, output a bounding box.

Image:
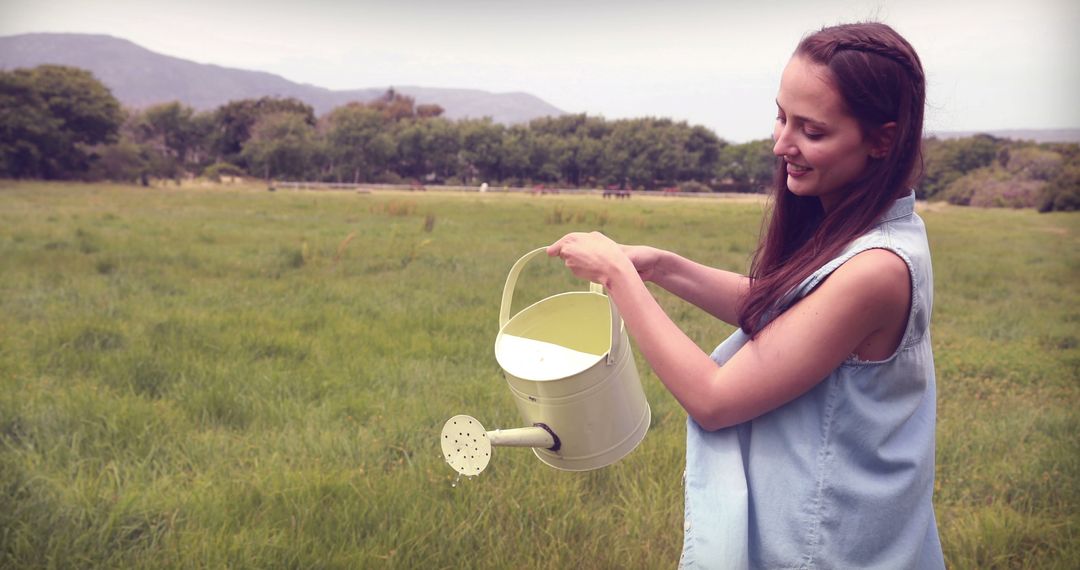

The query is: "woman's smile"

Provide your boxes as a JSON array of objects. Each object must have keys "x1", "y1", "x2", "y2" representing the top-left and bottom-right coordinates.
[{"x1": 785, "y1": 161, "x2": 812, "y2": 178}]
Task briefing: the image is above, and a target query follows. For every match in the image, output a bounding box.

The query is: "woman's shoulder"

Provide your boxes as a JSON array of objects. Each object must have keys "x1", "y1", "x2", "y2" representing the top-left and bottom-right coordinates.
[
  {"x1": 814, "y1": 249, "x2": 912, "y2": 360},
  {"x1": 826, "y1": 248, "x2": 910, "y2": 305},
  {"x1": 794, "y1": 237, "x2": 913, "y2": 306}
]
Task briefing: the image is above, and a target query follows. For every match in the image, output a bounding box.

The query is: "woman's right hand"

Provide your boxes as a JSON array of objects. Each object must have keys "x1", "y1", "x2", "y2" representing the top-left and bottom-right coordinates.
[{"x1": 621, "y1": 245, "x2": 666, "y2": 282}]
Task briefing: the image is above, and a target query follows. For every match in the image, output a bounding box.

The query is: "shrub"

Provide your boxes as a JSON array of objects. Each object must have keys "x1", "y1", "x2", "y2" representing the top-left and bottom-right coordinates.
[
  {"x1": 941, "y1": 166, "x2": 1045, "y2": 209},
  {"x1": 202, "y1": 161, "x2": 245, "y2": 182},
  {"x1": 1037, "y1": 161, "x2": 1080, "y2": 212},
  {"x1": 1004, "y1": 147, "x2": 1064, "y2": 181},
  {"x1": 968, "y1": 179, "x2": 1044, "y2": 209},
  {"x1": 86, "y1": 140, "x2": 149, "y2": 183},
  {"x1": 679, "y1": 180, "x2": 711, "y2": 193}
]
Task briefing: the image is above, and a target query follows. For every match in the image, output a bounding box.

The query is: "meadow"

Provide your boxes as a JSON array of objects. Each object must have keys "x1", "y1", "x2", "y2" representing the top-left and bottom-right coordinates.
[{"x1": 0, "y1": 181, "x2": 1076, "y2": 569}]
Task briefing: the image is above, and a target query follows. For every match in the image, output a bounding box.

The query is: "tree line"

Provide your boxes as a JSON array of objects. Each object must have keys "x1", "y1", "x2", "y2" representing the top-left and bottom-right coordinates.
[
  {"x1": 920, "y1": 135, "x2": 1078, "y2": 212},
  {"x1": 1, "y1": 65, "x2": 1076, "y2": 210}
]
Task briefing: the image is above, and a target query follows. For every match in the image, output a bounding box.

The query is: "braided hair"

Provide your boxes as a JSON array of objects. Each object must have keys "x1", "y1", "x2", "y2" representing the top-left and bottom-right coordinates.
[{"x1": 738, "y1": 22, "x2": 927, "y2": 336}]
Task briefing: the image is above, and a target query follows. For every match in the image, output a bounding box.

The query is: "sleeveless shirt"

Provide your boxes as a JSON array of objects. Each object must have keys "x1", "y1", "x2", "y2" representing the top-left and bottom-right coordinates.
[{"x1": 680, "y1": 192, "x2": 946, "y2": 569}]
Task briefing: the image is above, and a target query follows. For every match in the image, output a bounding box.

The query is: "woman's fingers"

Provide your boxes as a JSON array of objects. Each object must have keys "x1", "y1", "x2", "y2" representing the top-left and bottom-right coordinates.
[
  {"x1": 548, "y1": 232, "x2": 604, "y2": 257},
  {"x1": 546, "y1": 232, "x2": 580, "y2": 257},
  {"x1": 544, "y1": 232, "x2": 631, "y2": 286}
]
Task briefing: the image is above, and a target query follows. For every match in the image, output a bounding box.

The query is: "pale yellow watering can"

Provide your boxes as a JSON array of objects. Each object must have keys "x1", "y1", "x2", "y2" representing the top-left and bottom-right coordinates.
[{"x1": 442, "y1": 248, "x2": 651, "y2": 475}]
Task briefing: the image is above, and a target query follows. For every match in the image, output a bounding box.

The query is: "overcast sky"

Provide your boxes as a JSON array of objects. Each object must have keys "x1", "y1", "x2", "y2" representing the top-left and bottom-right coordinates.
[{"x1": 2, "y1": 0, "x2": 1078, "y2": 142}]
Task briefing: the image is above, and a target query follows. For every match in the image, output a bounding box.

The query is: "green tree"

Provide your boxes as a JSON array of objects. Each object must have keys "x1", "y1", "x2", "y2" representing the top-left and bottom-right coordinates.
[
  {"x1": 718, "y1": 139, "x2": 775, "y2": 192},
  {"x1": 599, "y1": 121, "x2": 635, "y2": 187},
  {"x1": 598, "y1": 118, "x2": 685, "y2": 189},
  {"x1": 679, "y1": 125, "x2": 725, "y2": 184},
  {"x1": 576, "y1": 117, "x2": 726, "y2": 190},
  {"x1": 1002, "y1": 146, "x2": 1064, "y2": 181},
  {"x1": 456, "y1": 118, "x2": 506, "y2": 184},
  {"x1": 421, "y1": 118, "x2": 461, "y2": 181},
  {"x1": 528, "y1": 132, "x2": 564, "y2": 183},
  {"x1": 240, "y1": 112, "x2": 318, "y2": 181},
  {"x1": 0, "y1": 65, "x2": 122, "y2": 178},
  {"x1": 571, "y1": 135, "x2": 604, "y2": 187},
  {"x1": 525, "y1": 114, "x2": 613, "y2": 187},
  {"x1": 1037, "y1": 152, "x2": 1080, "y2": 212},
  {"x1": 393, "y1": 118, "x2": 461, "y2": 181},
  {"x1": 498, "y1": 126, "x2": 532, "y2": 184},
  {"x1": 320, "y1": 103, "x2": 394, "y2": 183},
  {"x1": 210, "y1": 97, "x2": 315, "y2": 167},
  {"x1": 0, "y1": 71, "x2": 60, "y2": 177},
  {"x1": 86, "y1": 139, "x2": 150, "y2": 184},
  {"x1": 920, "y1": 135, "x2": 1001, "y2": 199},
  {"x1": 128, "y1": 102, "x2": 213, "y2": 179},
  {"x1": 135, "y1": 102, "x2": 208, "y2": 165},
  {"x1": 393, "y1": 120, "x2": 426, "y2": 179},
  {"x1": 931, "y1": 140, "x2": 1074, "y2": 210}
]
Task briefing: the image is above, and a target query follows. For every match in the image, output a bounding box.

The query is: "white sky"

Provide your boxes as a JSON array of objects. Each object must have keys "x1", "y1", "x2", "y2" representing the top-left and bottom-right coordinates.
[{"x1": 2, "y1": 0, "x2": 1078, "y2": 142}]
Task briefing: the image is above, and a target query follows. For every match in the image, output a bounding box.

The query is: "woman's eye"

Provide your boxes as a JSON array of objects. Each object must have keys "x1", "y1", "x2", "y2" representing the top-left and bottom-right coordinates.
[
  {"x1": 775, "y1": 115, "x2": 786, "y2": 125},
  {"x1": 805, "y1": 131, "x2": 824, "y2": 140}
]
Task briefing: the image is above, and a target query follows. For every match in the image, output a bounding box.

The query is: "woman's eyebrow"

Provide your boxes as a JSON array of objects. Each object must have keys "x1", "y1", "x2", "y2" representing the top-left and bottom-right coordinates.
[{"x1": 776, "y1": 100, "x2": 828, "y2": 127}]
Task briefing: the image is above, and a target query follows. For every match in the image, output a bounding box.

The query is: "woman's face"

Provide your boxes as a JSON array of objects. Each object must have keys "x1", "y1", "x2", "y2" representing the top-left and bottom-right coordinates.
[{"x1": 772, "y1": 55, "x2": 874, "y2": 211}]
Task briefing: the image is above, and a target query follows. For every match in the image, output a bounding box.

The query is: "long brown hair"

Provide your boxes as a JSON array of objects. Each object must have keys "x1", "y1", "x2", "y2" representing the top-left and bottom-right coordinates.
[{"x1": 738, "y1": 22, "x2": 926, "y2": 336}]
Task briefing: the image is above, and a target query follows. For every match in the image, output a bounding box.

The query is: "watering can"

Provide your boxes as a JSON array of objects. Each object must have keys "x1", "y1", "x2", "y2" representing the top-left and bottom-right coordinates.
[{"x1": 441, "y1": 247, "x2": 651, "y2": 476}]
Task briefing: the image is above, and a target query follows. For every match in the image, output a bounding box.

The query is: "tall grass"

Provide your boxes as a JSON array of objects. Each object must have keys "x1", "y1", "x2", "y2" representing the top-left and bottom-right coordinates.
[{"x1": 0, "y1": 181, "x2": 1076, "y2": 568}]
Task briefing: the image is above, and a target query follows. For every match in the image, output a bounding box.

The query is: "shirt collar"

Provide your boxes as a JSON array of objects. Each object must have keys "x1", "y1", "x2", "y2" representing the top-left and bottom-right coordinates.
[{"x1": 878, "y1": 191, "x2": 916, "y2": 223}]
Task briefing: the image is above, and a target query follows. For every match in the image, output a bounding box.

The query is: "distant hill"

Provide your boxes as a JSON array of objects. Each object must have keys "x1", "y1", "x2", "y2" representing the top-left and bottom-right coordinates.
[
  {"x1": 927, "y1": 129, "x2": 1080, "y2": 144},
  {"x1": 0, "y1": 32, "x2": 566, "y2": 124}
]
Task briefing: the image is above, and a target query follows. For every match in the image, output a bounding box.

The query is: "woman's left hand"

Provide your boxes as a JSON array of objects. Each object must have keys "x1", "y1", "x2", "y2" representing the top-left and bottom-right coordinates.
[{"x1": 547, "y1": 231, "x2": 633, "y2": 287}]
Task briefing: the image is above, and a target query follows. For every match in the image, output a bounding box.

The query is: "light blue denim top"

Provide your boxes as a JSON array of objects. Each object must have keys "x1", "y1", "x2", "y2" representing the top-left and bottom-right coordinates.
[{"x1": 680, "y1": 192, "x2": 945, "y2": 569}]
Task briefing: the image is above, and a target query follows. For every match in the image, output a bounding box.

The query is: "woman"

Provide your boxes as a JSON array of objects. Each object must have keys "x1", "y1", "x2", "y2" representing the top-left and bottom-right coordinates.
[{"x1": 548, "y1": 22, "x2": 945, "y2": 568}]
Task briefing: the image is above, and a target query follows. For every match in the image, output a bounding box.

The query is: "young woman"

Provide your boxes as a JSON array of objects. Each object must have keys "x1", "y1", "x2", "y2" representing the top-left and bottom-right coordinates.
[{"x1": 548, "y1": 22, "x2": 945, "y2": 569}]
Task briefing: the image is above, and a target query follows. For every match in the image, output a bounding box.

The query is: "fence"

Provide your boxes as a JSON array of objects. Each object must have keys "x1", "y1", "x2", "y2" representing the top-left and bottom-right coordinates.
[{"x1": 270, "y1": 180, "x2": 763, "y2": 200}]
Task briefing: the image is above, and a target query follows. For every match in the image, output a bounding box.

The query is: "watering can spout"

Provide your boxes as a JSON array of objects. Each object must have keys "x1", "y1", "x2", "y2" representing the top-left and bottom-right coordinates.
[
  {"x1": 440, "y1": 415, "x2": 560, "y2": 477},
  {"x1": 488, "y1": 423, "x2": 560, "y2": 451}
]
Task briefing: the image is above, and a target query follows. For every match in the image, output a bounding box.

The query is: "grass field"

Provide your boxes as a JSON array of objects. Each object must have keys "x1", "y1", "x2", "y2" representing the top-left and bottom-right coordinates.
[{"x1": 1, "y1": 181, "x2": 1077, "y2": 569}]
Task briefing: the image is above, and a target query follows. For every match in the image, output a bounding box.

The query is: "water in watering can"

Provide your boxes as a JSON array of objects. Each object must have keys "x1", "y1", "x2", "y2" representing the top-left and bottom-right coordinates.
[{"x1": 495, "y1": 334, "x2": 603, "y2": 381}]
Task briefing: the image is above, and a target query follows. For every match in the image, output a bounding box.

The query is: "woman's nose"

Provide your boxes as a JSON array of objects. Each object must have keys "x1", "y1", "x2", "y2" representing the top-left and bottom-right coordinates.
[{"x1": 772, "y1": 126, "x2": 795, "y2": 158}]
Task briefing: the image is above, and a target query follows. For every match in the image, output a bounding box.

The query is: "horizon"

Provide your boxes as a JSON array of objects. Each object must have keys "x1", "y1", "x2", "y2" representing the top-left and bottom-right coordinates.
[{"x1": 2, "y1": 0, "x2": 1078, "y2": 143}]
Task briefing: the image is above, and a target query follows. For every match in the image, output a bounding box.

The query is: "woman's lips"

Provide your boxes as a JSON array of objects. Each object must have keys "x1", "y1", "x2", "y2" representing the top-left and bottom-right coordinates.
[{"x1": 786, "y1": 162, "x2": 812, "y2": 178}]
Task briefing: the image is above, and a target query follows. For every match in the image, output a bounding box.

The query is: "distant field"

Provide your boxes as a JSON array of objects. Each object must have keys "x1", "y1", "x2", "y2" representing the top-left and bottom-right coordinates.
[{"x1": 1, "y1": 181, "x2": 1077, "y2": 568}]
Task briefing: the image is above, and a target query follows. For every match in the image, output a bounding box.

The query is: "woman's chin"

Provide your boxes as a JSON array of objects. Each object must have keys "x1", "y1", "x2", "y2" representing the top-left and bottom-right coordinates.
[{"x1": 787, "y1": 176, "x2": 815, "y2": 196}]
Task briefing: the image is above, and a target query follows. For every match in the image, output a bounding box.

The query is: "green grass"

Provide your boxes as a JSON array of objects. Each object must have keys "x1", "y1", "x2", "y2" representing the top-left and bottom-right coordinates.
[{"x1": 0, "y1": 181, "x2": 1076, "y2": 568}]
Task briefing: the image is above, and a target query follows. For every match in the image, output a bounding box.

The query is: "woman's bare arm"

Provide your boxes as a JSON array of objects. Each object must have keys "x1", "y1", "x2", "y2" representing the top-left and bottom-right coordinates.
[
  {"x1": 636, "y1": 247, "x2": 750, "y2": 327},
  {"x1": 550, "y1": 233, "x2": 911, "y2": 430}
]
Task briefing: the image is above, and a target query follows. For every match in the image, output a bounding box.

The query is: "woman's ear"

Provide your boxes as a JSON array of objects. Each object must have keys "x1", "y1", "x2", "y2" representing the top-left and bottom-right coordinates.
[{"x1": 869, "y1": 122, "x2": 898, "y2": 158}]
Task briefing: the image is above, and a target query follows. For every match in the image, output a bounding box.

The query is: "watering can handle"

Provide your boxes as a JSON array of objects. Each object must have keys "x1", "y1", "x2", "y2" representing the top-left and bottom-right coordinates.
[{"x1": 499, "y1": 248, "x2": 623, "y2": 365}]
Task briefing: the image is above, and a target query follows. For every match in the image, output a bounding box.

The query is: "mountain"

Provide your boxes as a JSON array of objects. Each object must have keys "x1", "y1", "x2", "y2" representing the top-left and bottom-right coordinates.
[{"x1": 0, "y1": 32, "x2": 566, "y2": 124}]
